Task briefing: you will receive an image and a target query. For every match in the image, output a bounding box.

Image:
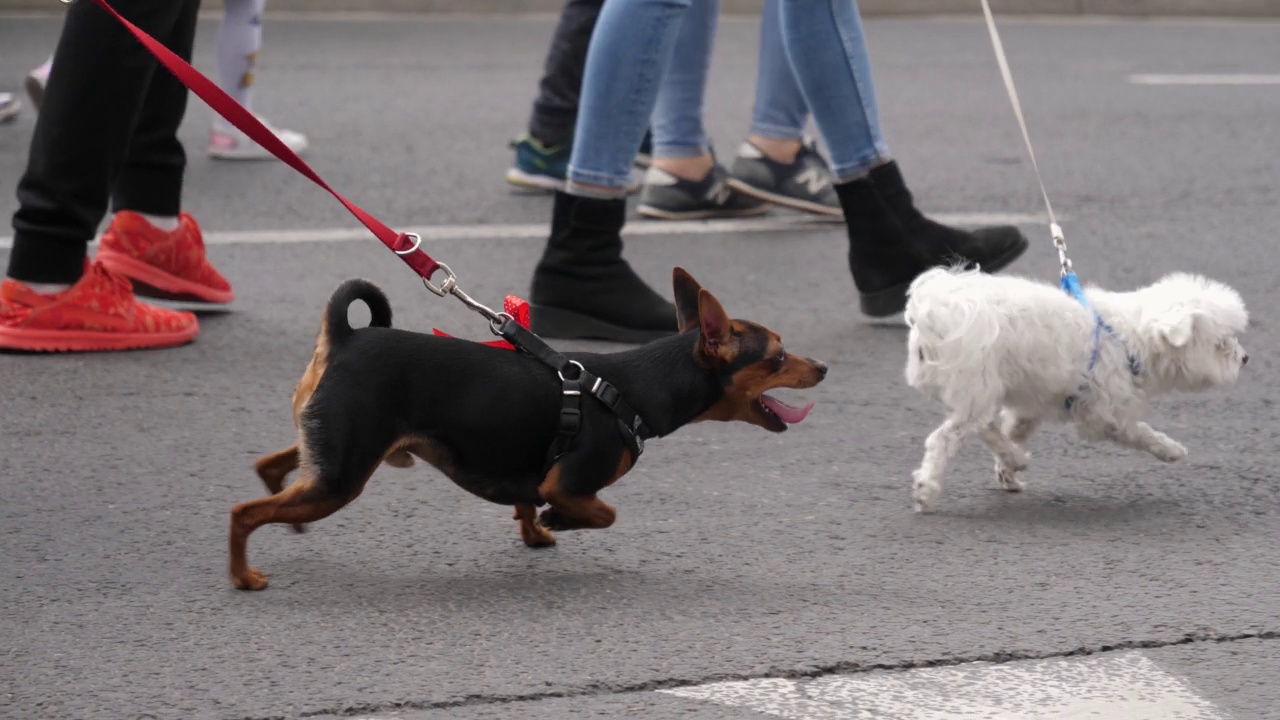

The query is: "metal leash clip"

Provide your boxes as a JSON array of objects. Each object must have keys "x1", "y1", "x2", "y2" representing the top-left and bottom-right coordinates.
[
  {"x1": 981, "y1": 0, "x2": 1081, "y2": 281},
  {"x1": 395, "y1": 234, "x2": 512, "y2": 335},
  {"x1": 429, "y1": 271, "x2": 513, "y2": 336},
  {"x1": 422, "y1": 263, "x2": 458, "y2": 297},
  {"x1": 1050, "y1": 222, "x2": 1072, "y2": 277}
]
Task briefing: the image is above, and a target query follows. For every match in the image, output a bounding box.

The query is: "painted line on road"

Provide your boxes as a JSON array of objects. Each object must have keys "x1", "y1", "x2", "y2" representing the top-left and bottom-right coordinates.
[
  {"x1": 660, "y1": 651, "x2": 1229, "y2": 719},
  {"x1": 0, "y1": 213, "x2": 1048, "y2": 249},
  {"x1": 1129, "y1": 73, "x2": 1280, "y2": 85}
]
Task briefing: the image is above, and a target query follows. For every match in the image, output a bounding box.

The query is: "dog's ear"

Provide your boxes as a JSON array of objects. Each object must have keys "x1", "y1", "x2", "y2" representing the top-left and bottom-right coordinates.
[
  {"x1": 673, "y1": 267, "x2": 703, "y2": 333},
  {"x1": 696, "y1": 288, "x2": 731, "y2": 359},
  {"x1": 1159, "y1": 310, "x2": 1199, "y2": 348}
]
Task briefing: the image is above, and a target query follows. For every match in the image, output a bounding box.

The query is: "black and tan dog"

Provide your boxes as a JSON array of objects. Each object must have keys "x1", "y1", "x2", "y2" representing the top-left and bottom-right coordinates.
[{"x1": 230, "y1": 268, "x2": 826, "y2": 590}]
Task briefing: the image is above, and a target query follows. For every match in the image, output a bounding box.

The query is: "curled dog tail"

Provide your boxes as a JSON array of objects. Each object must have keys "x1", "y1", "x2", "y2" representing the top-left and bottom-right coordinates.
[
  {"x1": 323, "y1": 278, "x2": 392, "y2": 349},
  {"x1": 903, "y1": 266, "x2": 1002, "y2": 389}
]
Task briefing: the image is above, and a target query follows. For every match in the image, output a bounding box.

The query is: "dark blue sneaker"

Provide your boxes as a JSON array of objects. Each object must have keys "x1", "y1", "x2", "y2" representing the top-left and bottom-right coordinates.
[
  {"x1": 728, "y1": 138, "x2": 842, "y2": 218},
  {"x1": 637, "y1": 163, "x2": 768, "y2": 220},
  {"x1": 506, "y1": 133, "x2": 570, "y2": 192}
]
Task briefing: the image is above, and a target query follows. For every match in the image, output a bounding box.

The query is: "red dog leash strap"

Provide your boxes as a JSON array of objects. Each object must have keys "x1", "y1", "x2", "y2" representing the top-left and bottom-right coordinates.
[{"x1": 85, "y1": 0, "x2": 440, "y2": 281}]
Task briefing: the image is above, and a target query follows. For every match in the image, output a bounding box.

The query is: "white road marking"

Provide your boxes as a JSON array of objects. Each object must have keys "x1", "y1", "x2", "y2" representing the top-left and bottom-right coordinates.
[
  {"x1": 0, "y1": 213, "x2": 1047, "y2": 249},
  {"x1": 660, "y1": 651, "x2": 1229, "y2": 719},
  {"x1": 1129, "y1": 74, "x2": 1280, "y2": 85}
]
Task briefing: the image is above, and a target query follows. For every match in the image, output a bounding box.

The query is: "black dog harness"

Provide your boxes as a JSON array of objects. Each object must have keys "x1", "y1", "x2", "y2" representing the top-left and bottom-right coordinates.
[{"x1": 496, "y1": 317, "x2": 653, "y2": 470}]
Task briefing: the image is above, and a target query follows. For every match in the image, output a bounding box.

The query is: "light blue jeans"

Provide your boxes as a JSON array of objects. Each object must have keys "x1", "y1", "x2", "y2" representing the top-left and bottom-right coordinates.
[
  {"x1": 750, "y1": 0, "x2": 810, "y2": 141},
  {"x1": 649, "y1": 0, "x2": 718, "y2": 159},
  {"x1": 567, "y1": 0, "x2": 891, "y2": 194}
]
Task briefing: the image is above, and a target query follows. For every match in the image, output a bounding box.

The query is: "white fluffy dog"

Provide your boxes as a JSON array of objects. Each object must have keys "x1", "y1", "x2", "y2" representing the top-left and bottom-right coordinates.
[{"x1": 902, "y1": 266, "x2": 1249, "y2": 512}]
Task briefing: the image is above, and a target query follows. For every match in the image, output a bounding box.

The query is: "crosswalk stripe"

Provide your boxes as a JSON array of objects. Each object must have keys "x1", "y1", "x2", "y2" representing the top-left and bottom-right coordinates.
[{"x1": 660, "y1": 651, "x2": 1228, "y2": 719}]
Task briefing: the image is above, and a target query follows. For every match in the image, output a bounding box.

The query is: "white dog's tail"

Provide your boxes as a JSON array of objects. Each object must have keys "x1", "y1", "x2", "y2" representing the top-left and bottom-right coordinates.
[{"x1": 904, "y1": 266, "x2": 1003, "y2": 393}]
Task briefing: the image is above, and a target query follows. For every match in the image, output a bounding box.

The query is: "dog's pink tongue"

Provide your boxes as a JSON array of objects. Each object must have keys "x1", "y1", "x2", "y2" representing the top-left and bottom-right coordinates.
[{"x1": 761, "y1": 394, "x2": 814, "y2": 424}]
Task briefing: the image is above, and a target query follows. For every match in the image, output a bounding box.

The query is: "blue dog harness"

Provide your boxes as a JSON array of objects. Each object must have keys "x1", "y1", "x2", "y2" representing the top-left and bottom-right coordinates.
[{"x1": 1061, "y1": 272, "x2": 1141, "y2": 411}]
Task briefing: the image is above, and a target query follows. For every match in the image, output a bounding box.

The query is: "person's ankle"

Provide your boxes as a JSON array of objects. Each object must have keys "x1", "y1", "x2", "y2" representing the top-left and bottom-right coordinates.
[
  {"x1": 13, "y1": 279, "x2": 73, "y2": 294},
  {"x1": 566, "y1": 180, "x2": 630, "y2": 200},
  {"x1": 747, "y1": 135, "x2": 802, "y2": 165},
  {"x1": 137, "y1": 213, "x2": 180, "y2": 231},
  {"x1": 652, "y1": 152, "x2": 714, "y2": 182}
]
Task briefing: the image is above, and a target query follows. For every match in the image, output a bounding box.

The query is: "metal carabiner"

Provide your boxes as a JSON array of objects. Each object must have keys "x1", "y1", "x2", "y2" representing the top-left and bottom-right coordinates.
[
  {"x1": 1049, "y1": 222, "x2": 1073, "y2": 277},
  {"x1": 421, "y1": 261, "x2": 458, "y2": 297}
]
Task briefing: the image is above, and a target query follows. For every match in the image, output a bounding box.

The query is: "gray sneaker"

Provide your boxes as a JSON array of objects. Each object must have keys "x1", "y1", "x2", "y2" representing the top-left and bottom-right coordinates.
[
  {"x1": 637, "y1": 163, "x2": 768, "y2": 220},
  {"x1": 728, "y1": 139, "x2": 842, "y2": 218}
]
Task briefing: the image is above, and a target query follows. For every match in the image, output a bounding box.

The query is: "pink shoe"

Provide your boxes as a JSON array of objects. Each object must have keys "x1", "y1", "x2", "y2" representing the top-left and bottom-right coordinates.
[{"x1": 209, "y1": 118, "x2": 309, "y2": 160}]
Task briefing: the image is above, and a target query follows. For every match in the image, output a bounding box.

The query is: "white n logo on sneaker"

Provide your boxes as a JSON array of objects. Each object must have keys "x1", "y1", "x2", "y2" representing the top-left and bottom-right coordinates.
[
  {"x1": 708, "y1": 182, "x2": 733, "y2": 205},
  {"x1": 795, "y1": 168, "x2": 830, "y2": 195}
]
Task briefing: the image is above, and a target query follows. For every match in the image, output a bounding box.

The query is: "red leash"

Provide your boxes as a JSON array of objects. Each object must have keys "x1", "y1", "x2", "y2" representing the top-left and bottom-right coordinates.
[
  {"x1": 82, "y1": 0, "x2": 656, "y2": 455},
  {"x1": 83, "y1": 0, "x2": 532, "y2": 337},
  {"x1": 84, "y1": 0, "x2": 442, "y2": 283}
]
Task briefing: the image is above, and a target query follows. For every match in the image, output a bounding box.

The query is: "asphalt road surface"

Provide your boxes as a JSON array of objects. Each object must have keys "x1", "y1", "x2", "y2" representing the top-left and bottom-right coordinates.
[{"x1": 2, "y1": 11, "x2": 1278, "y2": 720}]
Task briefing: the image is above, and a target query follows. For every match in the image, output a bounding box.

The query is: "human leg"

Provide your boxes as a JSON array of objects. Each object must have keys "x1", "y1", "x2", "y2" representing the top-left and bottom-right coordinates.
[
  {"x1": 2, "y1": 0, "x2": 203, "y2": 352},
  {"x1": 208, "y1": 0, "x2": 309, "y2": 160},
  {"x1": 508, "y1": 0, "x2": 653, "y2": 191},
  {"x1": 727, "y1": 0, "x2": 841, "y2": 217},
  {"x1": 529, "y1": 0, "x2": 695, "y2": 341},
  {"x1": 529, "y1": 0, "x2": 605, "y2": 150},
  {"x1": 777, "y1": 0, "x2": 1028, "y2": 316},
  {"x1": 638, "y1": 0, "x2": 765, "y2": 220}
]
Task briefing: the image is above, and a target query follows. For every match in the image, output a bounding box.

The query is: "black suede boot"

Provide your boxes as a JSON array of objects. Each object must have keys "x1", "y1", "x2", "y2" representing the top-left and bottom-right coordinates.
[
  {"x1": 838, "y1": 161, "x2": 1029, "y2": 317},
  {"x1": 530, "y1": 191, "x2": 678, "y2": 343}
]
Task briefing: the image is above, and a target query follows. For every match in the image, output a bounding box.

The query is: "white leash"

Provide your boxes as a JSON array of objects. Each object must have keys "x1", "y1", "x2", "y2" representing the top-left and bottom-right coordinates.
[{"x1": 978, "y1": 0, "x2": 1072, "y2": 277}]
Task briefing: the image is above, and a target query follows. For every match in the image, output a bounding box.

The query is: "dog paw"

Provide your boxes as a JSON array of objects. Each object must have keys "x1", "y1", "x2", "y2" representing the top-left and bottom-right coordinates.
[
  {"x1": 912, "y1": 470, "x2": 941, "y2": 513},
  {"x1": 537, "y1": 507, "x2": 561, "y2": 530},
  {"x1": 995, "y1": 464, "x2": 1026, "y2": 492},
  {"x1": 1155, "y1": 441, "x2": 1188, "y2": 463},
  {"x1": 520, "y1": 523, "x2": 557, "y2": 548},
  {"x1": 1003, "y1": 448, "x2": 1031, "y2": 472},
  {"x1": 538, "y1": 508, "x2": 573, "y2": 532},
  {"x1": 231, "y1": 567, "x2": 269, "y2": 591}
]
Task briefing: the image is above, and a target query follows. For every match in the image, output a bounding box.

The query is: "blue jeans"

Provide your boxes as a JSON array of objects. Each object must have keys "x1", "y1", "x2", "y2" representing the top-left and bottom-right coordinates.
[
  {"x1": 650, "y1": 0, "x2": 819, "y2": 157},
  {"x1": 750, "y1": 0, "x2": 808, "y2": 141},
  {"x1": 567, "y1": 0, "x2": 891, "y2": 193},
  {"x1": 649, "y1": 0, "x2": 717, "y2": 159},
  {"x1": 778, "y1": 0, "x2": 889, "y2": 179}
]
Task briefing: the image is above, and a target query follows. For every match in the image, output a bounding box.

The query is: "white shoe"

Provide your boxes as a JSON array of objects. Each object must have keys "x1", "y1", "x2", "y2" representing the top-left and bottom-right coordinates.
[{"x1": 208, "y1": 117, "x2": 309, "y2": 160}]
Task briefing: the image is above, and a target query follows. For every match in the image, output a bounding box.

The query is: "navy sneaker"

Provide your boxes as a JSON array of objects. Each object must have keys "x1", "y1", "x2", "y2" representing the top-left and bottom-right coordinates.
[
  {"x1": 637, "y1": 163, "x2": 768, "y2": 220},
  {"x1": 506, "y1": 133, "x2": 570, "y2": 192},
  {"x1": 728, "y1": 138, "x2": 841, "y2": 218}
]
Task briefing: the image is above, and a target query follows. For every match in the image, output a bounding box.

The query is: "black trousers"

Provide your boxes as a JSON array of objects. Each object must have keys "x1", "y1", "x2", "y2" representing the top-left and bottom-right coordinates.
[
  {"x1": 8, "y1": 0, "x2": 202, "y2": 284},
  {"x1": 527, "y1": 0, "x2": 604, "y2": 149}
]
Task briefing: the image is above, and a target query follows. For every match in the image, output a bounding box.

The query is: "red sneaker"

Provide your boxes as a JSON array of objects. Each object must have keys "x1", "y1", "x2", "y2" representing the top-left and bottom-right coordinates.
[
  {"x1": 0, "y1": 260, "x2": 198, "y2": 352},
  {"x1": 96, "y1": 211, "x2": 234, "y2": 304}
]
